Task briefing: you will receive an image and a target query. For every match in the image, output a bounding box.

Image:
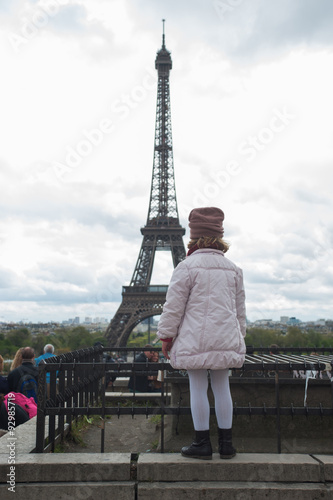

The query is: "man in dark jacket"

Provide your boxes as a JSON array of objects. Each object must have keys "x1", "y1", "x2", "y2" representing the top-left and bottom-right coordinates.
[
  {"x1": 128, "y1": 345, "x2": 158, "y2": 392},
  {"x1": 7, "y1": 347, "x2": 38, "y2": 397},
  {"x1": 93, "y1": 341, "x2": 117, "y2": 387}
]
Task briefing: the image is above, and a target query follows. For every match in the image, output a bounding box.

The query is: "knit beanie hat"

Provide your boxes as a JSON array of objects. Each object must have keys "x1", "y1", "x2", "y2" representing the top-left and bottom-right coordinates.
[{"x1": 188, "y1": 207, "x2": 224, "y2": 239}]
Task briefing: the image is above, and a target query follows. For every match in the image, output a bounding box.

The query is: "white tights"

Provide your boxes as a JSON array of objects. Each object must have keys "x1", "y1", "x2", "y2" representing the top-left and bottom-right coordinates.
[{"x1": 187, "y1": 369, "x2": 233, "y2": 431}]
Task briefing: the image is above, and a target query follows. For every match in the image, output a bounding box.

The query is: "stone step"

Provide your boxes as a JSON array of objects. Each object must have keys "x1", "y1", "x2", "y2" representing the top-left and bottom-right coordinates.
[
  {"x1": 1, "y1": 480, "x2": 332, "y2": 500},
  {"x1": 1, "y1": 453, "x2": 332, "y2": 483},
  {"x1": 0, "y1": 453, "x2": 332, "y2": 500},
  {"x1": 0, "y1": 452, "x2": 132, "y2": 483},
  {"x1": 138, "y1": 453, "x2": 333, "y2": 483},
  {"x1": 138, "y1": 481, "x2": 333, "y2": 500},
  {"x1": 0, "y1": 482, "x2": 135, "y2": 500}
]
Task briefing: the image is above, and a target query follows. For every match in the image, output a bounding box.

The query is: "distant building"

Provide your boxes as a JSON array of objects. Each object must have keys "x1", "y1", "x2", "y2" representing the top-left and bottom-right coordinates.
[
  {"x1": 280, "y1": 316, "x2": 289, "y2": 324},
  {"x1": 287, "y1": 317, "x2": 301, "y2": 325},
  {"x1": 74, "y1": 317, "x2": 80, "y2": 324},
  {"x1": 253, "y1": 319, "x2": 273, "y2": 327}
]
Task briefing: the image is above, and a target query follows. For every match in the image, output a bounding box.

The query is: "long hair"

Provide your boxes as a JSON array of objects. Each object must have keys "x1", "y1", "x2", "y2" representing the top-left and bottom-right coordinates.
[
  {"x1": 10, "y1": 348, "x2": 24, "y2": 371},
  {"x1": 188, "y1": 236, "x2": 229, "y2": 253}
]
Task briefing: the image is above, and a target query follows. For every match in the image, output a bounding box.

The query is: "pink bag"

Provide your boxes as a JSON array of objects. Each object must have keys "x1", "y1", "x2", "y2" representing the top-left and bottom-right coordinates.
[{"x1": 4, "y1": 392, "x2": 37, "y2": 419}]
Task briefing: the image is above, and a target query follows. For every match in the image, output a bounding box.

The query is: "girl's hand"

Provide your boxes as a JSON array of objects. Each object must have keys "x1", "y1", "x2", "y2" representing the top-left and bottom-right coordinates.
[{"x1": 162, "y1": 341, "x2": 173, "y2": 360}]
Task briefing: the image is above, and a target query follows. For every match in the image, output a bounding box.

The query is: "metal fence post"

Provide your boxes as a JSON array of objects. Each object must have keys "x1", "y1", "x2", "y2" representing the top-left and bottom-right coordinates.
[
  {"x1": 36, "y1": 363, "x2": 47, "y2": 452},
  {"x1": 275, "y1": 368, "x2": 281, "y2": 453}
]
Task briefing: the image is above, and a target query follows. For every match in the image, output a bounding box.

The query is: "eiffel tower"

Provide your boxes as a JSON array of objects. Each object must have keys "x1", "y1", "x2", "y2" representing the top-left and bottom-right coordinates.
[{"x1": 105, "y1": 21, "x2": 186, "y2": 347}]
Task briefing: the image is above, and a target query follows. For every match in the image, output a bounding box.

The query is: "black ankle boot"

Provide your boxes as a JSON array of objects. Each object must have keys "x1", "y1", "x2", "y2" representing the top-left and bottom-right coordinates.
[
  {"x1": 218, "y1": 428, "x2": 236, "y2": 459},
  {"x1": 181, "y1": 430, "x2": 213, "y2": 460}
]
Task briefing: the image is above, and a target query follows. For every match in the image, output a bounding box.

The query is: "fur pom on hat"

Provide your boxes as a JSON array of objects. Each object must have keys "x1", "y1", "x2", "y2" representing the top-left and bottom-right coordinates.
[{"x1": 188, "y1": 207, "x2": 224, "y2": 239}]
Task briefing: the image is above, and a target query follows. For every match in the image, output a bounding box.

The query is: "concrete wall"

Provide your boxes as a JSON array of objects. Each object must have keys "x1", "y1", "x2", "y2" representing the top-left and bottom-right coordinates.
[{"x1": 166, "y1": 375, "x2": 333, "y2": 454}]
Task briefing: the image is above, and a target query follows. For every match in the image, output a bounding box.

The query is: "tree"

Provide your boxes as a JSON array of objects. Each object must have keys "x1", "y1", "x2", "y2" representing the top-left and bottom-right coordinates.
[
  {"x1": 0, "y1": 337, "x2": 14, "y2": 359},
  {"x1": 245, "y1": 327, "x2": 283, "y2": 347},
  {"x1": 282, "y1": 327, "x2": 306, "y2": 348},
  {"x1": 6, "y1": 328, "x2": 32, "y2": 348},
  {"x1": 31, "y1": 333, "x2": 50, "y2": 357},
  {"x1": 64, "y1": 326, "x2": 95, "y2": 351}
]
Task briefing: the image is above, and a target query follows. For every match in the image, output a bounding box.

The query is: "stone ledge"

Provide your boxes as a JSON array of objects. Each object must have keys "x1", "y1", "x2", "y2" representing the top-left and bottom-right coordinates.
[
  {"x1": 313, "y1": 455, "x2": 333, "y2": 481},
  {"x1": 0, "y1": 417, "x2": 37, "y2": 455},
  {"x1": 138, "y1": 481, "x2": 333, "y2": 500},
  {"x1": 0, "y1": 452, "x2": 132, "y2": 483},
  {"x1": 137, "y1": 453, "x2": 323, "y2": 483},
  {"x1": 0, "y1": 481, "x2": 135, "y2": 500},
  {"x1": 0, "y1": 416, "x2": 69, "y2": 455},
  {"x1": 1, "y1": 452, "x2": 332, "y2": 484},
  {"x1": 105, "y1": 391, "x2": 171, "y2": 399}
]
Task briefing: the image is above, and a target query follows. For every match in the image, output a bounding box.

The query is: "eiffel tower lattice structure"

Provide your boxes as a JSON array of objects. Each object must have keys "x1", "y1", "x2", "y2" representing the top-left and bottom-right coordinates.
[{"x1": 105, "y1": 23, "x2": 186, "y2": 347}]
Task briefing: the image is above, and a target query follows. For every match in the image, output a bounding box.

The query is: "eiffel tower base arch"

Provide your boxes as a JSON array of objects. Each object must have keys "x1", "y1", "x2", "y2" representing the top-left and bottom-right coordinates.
[{"x1": 105, "y1": 286, "x2": 167, "y2": 347}]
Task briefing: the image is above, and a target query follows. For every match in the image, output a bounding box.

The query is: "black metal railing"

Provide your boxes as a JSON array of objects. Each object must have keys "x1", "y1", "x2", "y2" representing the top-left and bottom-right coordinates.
[
  {"x1": 36, "y1": 347, "x2": 103, "y2": 452},
  {"x1": 35, "y1": 346, "x2": 333, "y2": 453}
]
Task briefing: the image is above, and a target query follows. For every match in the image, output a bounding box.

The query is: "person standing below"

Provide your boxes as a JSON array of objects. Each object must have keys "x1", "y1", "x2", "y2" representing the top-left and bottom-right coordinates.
[
  {"x1": 7, "y1": 347, "x2": 39, "y2": 401},
  {"x1": 35, "y1": 344, "x2": 56, "y2": 366},
  {"x1": 128, "y1": 345, "x2": 159, "y2": 393},
  {"x1": 35, "y1": 344, "x2": 56, "y2": 380},
  {"x1": 93, "y1": 342, "x2": 117, "y2": 388},
  {"x1": 35, "y1": 344, "x2": 57, "y2": 395},
  {"x1": 157, "y1": 207, "x2": 246, "y2": 460}
]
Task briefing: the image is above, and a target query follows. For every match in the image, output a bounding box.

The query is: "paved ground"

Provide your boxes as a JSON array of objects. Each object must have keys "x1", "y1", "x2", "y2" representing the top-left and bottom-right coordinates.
[{"x1": 62, "y1": 414, "x2": 162, "y2": 454}]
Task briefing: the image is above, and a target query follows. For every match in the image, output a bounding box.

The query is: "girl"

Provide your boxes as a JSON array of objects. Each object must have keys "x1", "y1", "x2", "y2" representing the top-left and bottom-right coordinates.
[{"x1": 157, "y1": 207, "x2": 246, "y2": 459}]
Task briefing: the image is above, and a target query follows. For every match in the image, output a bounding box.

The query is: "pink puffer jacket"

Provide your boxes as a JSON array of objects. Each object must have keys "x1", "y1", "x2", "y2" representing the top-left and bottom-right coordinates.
[{"x1": 157, "y1": 248, "x2": 246, "y2": 370}]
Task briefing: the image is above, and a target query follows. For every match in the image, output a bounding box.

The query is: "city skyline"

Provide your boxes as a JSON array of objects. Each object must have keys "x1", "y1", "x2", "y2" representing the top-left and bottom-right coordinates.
[
  {"x1": 1, "y1": 1, "x2": 333, "y2": 324},
  {"x1": 1, "y1": 315, "x2": 331, "y2": 327}
]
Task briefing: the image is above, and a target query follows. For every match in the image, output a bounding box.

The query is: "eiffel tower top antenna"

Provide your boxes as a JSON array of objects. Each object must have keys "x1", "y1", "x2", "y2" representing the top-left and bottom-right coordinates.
[{"x1": 162, "y1": 18, "x2": 165, "y2": 47}]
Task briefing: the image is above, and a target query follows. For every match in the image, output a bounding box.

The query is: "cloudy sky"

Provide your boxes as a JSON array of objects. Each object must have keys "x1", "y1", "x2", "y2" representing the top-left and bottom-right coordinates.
[{"x1": 1, "y1": 0, "x2": 333, "y2": 324}]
